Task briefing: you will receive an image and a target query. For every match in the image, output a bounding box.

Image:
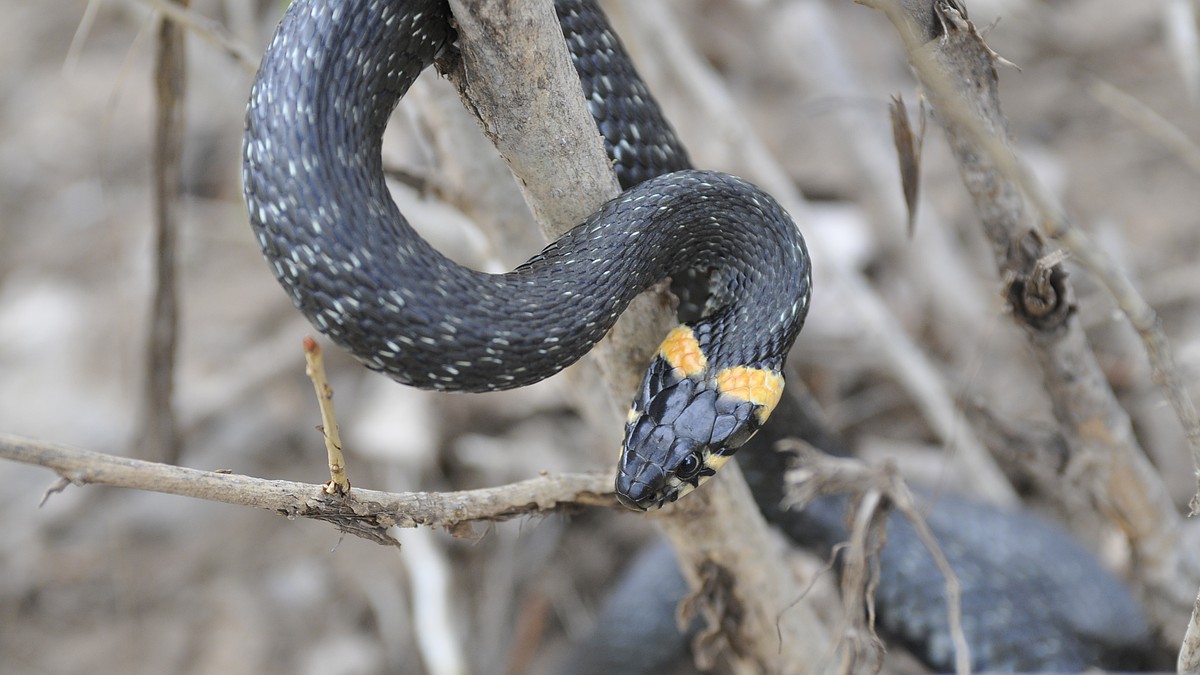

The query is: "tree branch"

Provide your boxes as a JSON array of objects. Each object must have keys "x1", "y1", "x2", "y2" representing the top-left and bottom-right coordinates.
[
  {"x1": 443, "y1": 1, "x2": 829, "y2": 671},
  {"x1": 863, "y1": 0, "x2": 1192, "y2": 637},
  {"x1": 135, "y1": 2, "x2": 187, "y2": 465},
  {"x1": 0, "y1": 433, "x2": 612, "y2": 546}
]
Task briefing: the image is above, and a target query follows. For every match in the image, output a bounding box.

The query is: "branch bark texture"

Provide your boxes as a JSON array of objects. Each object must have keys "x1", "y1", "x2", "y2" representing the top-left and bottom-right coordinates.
[
  {"x1": 0, "y1": 433, "x2": 611, "y2": 546},
  {"x1": 444, "y1": 1, "x2": 828, "y2": 671},
  {"x1": 870, "y1": 0, "x2": 1191, "y2": 634}
]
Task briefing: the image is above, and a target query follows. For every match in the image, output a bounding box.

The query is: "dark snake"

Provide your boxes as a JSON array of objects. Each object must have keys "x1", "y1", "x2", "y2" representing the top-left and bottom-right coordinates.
[
  {"x1": 243, "y1": 0, "x2": 811, "y2": 511},
  {"x1": 243, "y1": 0, "x2": 1157, "y2": 670}
]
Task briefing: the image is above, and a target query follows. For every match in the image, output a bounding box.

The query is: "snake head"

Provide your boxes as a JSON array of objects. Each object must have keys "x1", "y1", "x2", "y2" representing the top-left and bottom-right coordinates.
[{"x1": 615, "y1": 326, "x2": 784, "y2": 511}]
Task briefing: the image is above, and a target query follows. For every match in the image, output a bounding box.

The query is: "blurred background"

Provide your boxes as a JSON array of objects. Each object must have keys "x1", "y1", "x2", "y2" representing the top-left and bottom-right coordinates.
[{"x1": 1, "y1": 0, "x2": 1198, "y2": 673}]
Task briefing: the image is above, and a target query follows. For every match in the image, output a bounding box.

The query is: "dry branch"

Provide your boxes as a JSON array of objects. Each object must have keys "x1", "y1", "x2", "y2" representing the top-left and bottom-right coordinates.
[
  {"x1": 863, "y1": 0, "x2": 1193, "y2": 636},
  {"x1": 302, "y1": 337, "x2": 350, "y2": 495},
  {"x1": 442, "y1": 1, "x2": 829, "y2": 671},
  {"x1": 783, "y1": 441, "x2": 971, "y2": 675},
  {"x1": 134, "y1": 3, "x2": 187, "y2": 465},
  {"x1": 0, "y1": 433, "x2": 612, "y2": 546}
]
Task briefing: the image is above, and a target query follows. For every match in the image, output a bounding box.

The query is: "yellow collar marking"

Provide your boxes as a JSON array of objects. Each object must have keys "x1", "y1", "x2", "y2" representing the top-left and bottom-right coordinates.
[
  {"x1": 714, "y1": 366, "x2": 784, "y2": 422},
  {"x1": 659, "y1": 325, "x2": 707, "y2": 377}
]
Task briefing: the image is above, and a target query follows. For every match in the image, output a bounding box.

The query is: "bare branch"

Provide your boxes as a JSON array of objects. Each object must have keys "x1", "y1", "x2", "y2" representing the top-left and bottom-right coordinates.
[
  {"x1": 0, "y1": 432, "x2": 613, "y2": 546},
  {"x1": 443, "y1": 1, "x2": 829, "y2": 671},
  {"x1": 134, "y1": 2, "x2": 187, "y2": 465},
  {"x1": 862, "y1": 0, "x2": 1193, "y2": 634},
  {"x1": 781, "y1": 440, "x2": 971, "y2": 675}
]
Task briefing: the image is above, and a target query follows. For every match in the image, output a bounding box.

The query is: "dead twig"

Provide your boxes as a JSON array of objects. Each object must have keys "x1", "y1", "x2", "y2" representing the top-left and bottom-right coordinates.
[
  {"x1": 302, "y1": 337, "x2": 350, "y2": 495},
  {"x1": 134, "y1": 2, "x2": 186, "y2": 465},
  {"x1": 0, "y1": 432, "x2": 613, "y2": 546},
  {"x1": 860, "y1": 0, "x2": 1193, "y2": 638},
  {"x1": 781, "y1": 439, "x2": 971, "y2": 675}
]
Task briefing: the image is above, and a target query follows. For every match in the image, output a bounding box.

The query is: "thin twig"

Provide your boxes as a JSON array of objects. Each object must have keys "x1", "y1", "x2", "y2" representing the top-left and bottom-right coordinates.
[
  {"x1": 889, "y1": 479, "x2": 970, "y2": 675},
  {"x1": 781, "y1": 440, "x2": 971, "y2": 675},
  {"x1": 134, "y1": 2, "x2": 187, "y2": 465},
  {"x1": 838, "y1": 487, "x2": 889, "y2": 674},
  {"x1": 0, "y1": 432, "x2": 613, "y2": 546},
  {"x1": 303, "y1": 337, "x2": 350, "y2": 495},
  {"x1": 131, "y1": 0, "x2": 258, "y2": 71}
]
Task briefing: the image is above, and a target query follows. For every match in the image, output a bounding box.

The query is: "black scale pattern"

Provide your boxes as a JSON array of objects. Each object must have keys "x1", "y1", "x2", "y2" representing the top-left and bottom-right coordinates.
[{"x1": 554, "y1": 0, "x2": 693, "y2": 188}]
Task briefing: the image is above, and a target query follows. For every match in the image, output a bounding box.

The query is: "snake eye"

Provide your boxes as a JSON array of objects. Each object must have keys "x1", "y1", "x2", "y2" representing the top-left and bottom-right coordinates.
[{"x1": 675, "y1": 451, "x2": 704, "y2": 481}]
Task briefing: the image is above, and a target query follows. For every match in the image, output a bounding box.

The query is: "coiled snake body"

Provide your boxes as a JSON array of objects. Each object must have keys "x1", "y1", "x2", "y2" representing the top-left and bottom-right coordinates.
[{"x1": 243, "y1": 0, "x2": 811, "y2": 510}]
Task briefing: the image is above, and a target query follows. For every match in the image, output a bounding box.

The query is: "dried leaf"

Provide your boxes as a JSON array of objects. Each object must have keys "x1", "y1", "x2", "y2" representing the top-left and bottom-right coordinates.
[{"x1": 889, "y1": 94, "x2": 924, "y2": 236}]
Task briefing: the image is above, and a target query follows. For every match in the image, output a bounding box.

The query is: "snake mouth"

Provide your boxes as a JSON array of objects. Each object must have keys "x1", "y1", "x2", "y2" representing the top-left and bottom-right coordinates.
[
  {"x1": 614, "y1": 463, "x2": 665, "y2": 511},
  {"x1": 613, "y1": 487, "x2": 675, "y2": 512},
  {"x1": 614, "y1": 490, "x2": 652, "y2": 511}
]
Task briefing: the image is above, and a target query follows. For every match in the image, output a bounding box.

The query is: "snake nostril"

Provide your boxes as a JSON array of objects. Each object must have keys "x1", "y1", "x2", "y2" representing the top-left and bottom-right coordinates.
[{"x1": 614, "y1": 467, "x2": 659, "y2": 511}]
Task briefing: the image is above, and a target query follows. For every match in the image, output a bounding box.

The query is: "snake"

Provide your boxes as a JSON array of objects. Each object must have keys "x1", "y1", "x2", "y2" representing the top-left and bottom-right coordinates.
[
  {"x1": 242, "y1": 0, "x2": 812, "y2": 511},
  {"x1": 243, "y1": 0, "x2": 1159, "y2": 670}
]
